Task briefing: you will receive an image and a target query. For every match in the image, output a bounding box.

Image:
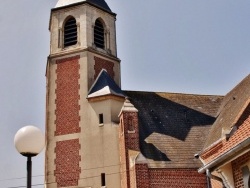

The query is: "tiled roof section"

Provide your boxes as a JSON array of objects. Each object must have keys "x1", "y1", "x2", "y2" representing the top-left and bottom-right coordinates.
[
  {"x1": 55, "y1": 0, "x2": 112, "y2": 12},
  {"x1": 125, "y1": 91, "x2": 223, "y2": 168},
  {"x1": 204, "y1": 74, "x2": 250, "y2": 149},
  {"x1": 88, "y1": 69, "x2": 125, "y2": 98},
  {"x1": 201, "y1": 106, "x2": 250, "y2": 164}
]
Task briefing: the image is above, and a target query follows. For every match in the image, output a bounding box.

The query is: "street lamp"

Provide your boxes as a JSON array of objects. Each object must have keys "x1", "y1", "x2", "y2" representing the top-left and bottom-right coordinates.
[{"x1": 14, "y1": 125, "x2": 45, "y2": 188}]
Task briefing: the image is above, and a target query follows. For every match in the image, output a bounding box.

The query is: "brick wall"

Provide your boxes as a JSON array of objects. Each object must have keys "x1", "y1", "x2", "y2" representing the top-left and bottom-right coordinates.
[
  {"x1": 55, "y1": 139, "x2": 81, "y2": 187},
  {"x1": 148, "y1": 169, "x2": 207, "y2": 188},
  {"x1": 134, "y1": 165, "x2": 207, "y2": 188},
  {"x1": 55, "y1": 55, "x2": 81, "y2": 135},
  {"x1": 232, "y1": 151, "x2": 250, "y2": 188},
  {"x1": 94, "y1": 56, "x2": 114, "y2": 79},
  {"x1": 135, "y1": 164, "x2": 149, "y2": 188},
  {"x1": 123, "y1": 112, "x2": 140, "y2": 151}
]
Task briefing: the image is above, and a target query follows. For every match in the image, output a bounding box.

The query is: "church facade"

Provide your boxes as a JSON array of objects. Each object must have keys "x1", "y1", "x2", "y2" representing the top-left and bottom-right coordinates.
[{"x1": 45, "y1": 0, "x2": 250, "y2": 187}]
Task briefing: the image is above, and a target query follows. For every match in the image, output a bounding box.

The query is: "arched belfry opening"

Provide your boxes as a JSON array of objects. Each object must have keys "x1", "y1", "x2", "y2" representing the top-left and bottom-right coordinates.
[
  {"x1": 64, "y1": 16, "x2": 77, "y2": 47},
  {"x1": 94, "y1": 18, "x2": 105, "y2": 49}
]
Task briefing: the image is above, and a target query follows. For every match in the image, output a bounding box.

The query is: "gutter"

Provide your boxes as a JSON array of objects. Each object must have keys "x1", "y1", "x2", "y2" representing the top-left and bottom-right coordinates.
[{"x1": 198, "y1": 137, "x2": 250, "y2": 174}]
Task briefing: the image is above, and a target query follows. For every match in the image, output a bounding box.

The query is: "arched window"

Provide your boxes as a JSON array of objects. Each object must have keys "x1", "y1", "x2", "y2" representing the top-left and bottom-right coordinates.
[
  {"x1": 94, "y1": 19, "x2": 105, "y2": 49},
  {"x1": 64, "y1": 17, "x2": 77, "y2": 47}
]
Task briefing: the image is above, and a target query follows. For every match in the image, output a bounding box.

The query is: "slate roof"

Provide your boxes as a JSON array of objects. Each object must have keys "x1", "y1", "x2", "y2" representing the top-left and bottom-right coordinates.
[
  {"x1": 125, "y1": 91, "x2": 223, "y2": 168},
  {"x1": 204, "y1": 74, "x2": 250, "y2": 149},
  {"x1": 88, "y1": 69, "x2": 125, "y2": 98},
  {"x1": 55, "y1": 0, "x2": 112, "y2": 13}
]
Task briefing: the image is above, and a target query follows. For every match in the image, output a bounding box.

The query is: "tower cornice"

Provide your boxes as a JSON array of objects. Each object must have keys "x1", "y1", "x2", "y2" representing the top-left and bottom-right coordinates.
[
  {"x1": 49, "y1": 1, "x2": 116, "y2": 31},
  {"x1": 48, "y1": 47, "x2": 120, "y2": 62}
]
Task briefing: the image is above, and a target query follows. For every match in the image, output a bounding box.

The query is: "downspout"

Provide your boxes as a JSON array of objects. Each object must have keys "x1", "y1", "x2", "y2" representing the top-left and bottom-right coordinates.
[
  {"x1": 206, "y1": 170, "x2": 212, "y2": 188},
  {"x1": 206, "y1": 169, "x2": 226, "y2": 188}
]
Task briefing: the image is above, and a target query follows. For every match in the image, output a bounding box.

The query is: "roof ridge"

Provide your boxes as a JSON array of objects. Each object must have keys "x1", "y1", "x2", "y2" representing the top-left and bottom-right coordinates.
[{"x1": 124, "y1": 90, "x2": 223, "y2": 97}]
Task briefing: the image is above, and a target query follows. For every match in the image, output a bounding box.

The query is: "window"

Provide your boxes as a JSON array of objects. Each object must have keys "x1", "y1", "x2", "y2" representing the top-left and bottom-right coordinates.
[
  {"x1": 101, "y1": 173, "x2": 106, "y2": 186},
  {"x1": 99, "y1": 114, "x2": 104, "y2": 124},
  {"x1": 94, "y1": 19, "x2": 105, "y2": 49},
  {"x1": 64, "y1": 17, "x2": 77, "y2": 47}
]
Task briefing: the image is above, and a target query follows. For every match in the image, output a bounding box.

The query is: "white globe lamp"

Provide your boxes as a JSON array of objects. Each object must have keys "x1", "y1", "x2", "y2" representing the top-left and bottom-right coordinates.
[{"x1": 14, "y1": 125, "x2": 45, "y2": 188}]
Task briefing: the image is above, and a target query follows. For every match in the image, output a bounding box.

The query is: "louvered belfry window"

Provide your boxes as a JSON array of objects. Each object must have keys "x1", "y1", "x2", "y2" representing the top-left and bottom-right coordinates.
[
  {"x1": 64, "y1": 17, "x2": 77, "y2": 47},
  {"x1": 94, "y1": 19, "x2": 105, "y2": 49}
]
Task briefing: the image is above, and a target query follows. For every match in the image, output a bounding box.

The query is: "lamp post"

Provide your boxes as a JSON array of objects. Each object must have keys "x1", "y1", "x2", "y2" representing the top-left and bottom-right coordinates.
[{"x1": 14, "y1": 125, "x2": 45, "y2": 188}]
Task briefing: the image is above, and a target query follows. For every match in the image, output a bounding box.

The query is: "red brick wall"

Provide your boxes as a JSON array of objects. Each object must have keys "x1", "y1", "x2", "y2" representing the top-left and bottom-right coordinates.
[
  {"x1": 232, "y1": 151, "x2": 250, "y2": 188},
  {"x1": 55, "y1": 139, "x2": 81, "y2": 187},
  {"x1": 55, "y1": 55, "x2": 80, "y2": 135},
  {"x1": 123, "y1": 112, "x2": 140, "y2": 151},
  {"x1": 135, "y1": 165, "x2": 207, "y2": 188},
  {"x1": 94, "y1": 56, "x2": 114, "y2": 79},
  {"x1": 135, "y1": 164, "x2": 150, "y2": 188},
  {"x1": 148, "y1": 169, "x2": 207, "y2": 188}
]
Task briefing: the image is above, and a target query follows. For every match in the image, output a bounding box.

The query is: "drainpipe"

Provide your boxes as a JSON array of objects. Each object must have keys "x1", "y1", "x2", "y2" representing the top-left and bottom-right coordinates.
[
  {"x1": 206, "y1": 170, "x2": 212, "y2": 188},
  {"x1": 206, "y1": 169, "x2": 226, "y2": 188}
]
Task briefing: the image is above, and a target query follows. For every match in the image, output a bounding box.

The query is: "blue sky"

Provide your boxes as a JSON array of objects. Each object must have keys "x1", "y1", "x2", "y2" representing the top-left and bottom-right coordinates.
[{"x1": 0, "y1": 0, "x2": 250, "y2": 187}]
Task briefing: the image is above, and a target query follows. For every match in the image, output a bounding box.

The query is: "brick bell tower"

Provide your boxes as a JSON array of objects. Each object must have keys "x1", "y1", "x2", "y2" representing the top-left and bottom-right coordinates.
[{"x1": 45, "y1": 0, "x2": 125, "y2": 187}]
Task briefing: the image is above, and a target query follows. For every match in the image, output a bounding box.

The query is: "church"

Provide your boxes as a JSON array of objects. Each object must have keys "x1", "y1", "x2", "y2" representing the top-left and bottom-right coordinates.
[{"x1": 45, "y1": 0, "x2": 250, "y2": 187}]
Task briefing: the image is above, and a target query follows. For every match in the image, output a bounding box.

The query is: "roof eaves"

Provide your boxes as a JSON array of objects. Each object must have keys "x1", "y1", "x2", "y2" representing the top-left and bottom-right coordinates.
[
  {"x1": 198, "y1": 137, "x2": 250, "y2": 174},
  {"x1": 87, "y1": 94, "x2": 125, "y2": 102}
]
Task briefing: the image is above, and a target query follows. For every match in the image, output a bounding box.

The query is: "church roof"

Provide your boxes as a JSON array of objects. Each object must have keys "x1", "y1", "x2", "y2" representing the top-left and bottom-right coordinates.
[
  {"x1": 204, "y1": 74, "x2": 250, "y2": 149},
  {"x1": 125, "y1": 91, "x2": 223, "y2": 168},
  {"x1": 55, "y1": 0, "x2": 112, "y2": 12},
  {"x1": 88, "y1": 69, "x2": 125, "y2": 99}
]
